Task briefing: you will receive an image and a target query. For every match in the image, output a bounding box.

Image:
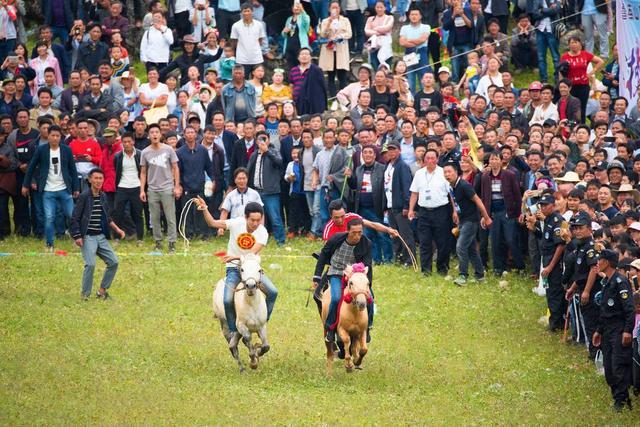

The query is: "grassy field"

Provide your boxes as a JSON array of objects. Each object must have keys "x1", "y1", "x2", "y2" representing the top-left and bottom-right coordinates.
[{"x1": 0, "y1": 235, "x2": 637, "y2": 425}]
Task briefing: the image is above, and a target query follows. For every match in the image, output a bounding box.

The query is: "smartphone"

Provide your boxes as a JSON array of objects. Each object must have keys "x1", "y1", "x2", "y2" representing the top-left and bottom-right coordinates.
[
  {"x1": 461, "y1": 146, "x2": 470, "y2": 156},
  {"x1": 604, "y1": 136, "x2": 616, "y2": 144},
  {"x1": 7, "y1": 56, "x2": 18, "y2": 64}
]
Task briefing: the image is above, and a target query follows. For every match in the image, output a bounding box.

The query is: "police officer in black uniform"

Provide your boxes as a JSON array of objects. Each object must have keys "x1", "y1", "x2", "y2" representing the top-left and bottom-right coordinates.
[
  {"x1": 593, "y1": 249, "x2": 636, "y2": 411},
  {"x1": 531, "y1": 194, "x2": 567, "y2": 331},
  {"x1": 565, "y1": 211, "x2": 601, "y2": 359}
]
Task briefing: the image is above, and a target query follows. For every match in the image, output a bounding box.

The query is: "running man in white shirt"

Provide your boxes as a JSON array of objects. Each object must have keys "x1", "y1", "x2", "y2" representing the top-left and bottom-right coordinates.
[{"x1": 194, "y1": 199, "x2": 278, "y2": 336}]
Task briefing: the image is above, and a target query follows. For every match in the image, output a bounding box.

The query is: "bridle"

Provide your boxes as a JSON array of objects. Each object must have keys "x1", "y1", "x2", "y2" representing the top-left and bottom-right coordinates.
[
  {"x1": 342, "y1": 280, "x2": 373, "y2": 305},
  {"x1": 227, "y1": 259, "x2": 264, "y2": 293}
]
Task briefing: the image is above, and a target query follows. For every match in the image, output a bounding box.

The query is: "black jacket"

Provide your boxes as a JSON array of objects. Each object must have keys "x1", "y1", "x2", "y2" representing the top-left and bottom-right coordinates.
[
  {"x1": 75, "y1": 40, "x2": 110, "y2": 74},
  {"x1": 247, "y1": 146, "x2": 283, "y2": 195},
  {"x1": 388, "y1": 158, "x2": 413, "y2": 210},
  {"x1": 113, "y1": 149, "x2": 141, "y2": 188},
  {"x1": 230, "y1": 139, "x2": 254, "y2": 174},
  {"x1": 58, "y1": 88, "x2": 86, "y2": 115},
  {"x1": 348, "y1": 162, "x2": 386, "y2": 219},
  {"x1": 159, "y1": 51, "x2": 222, "y2": 86},
  {"x1": 313, "y1": 232, "x2": 373, "y2": 283},
  {"x1": 70, "y1": 189, "x2": 114, "y2": 238},
  {"x1": 76, "y1": 92, "x2": 115, "y2": 130}
]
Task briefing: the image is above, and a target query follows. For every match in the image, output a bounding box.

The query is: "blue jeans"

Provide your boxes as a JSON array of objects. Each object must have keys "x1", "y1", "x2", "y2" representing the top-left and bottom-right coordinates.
[
  {"x1": 50, "y1": 26, "x2": 69, "y2": 44},
  {"x1": 311, "y1": 0, "x2": 328, "y2": 20},
  {"x1": 405, "y1": 46, "x2": 430, "y2": 94},
  {"x1": 326, "y1": 275, "x2": 374, "y2": 330},
  {"x1": 360, "y1": 207, "x2": 393, "y2": 263},
  {"x1": 224, "y1": 267, "x2": 278, "y2": 332},
  {"x1": 43, "y1": 190, "x2": 74, "y2": 246},
  {"x1": 258, "y1": 192, "x2": 285, "y2": 244},
  {"x1": 305, "y1": 190, "x2": 322, "y2": 237},
  {"x1": 80, "y1": 234, "x2": 119, "y2": 296},
  {"x1": 450, "y1": 43, "x2": 472, "y2": 83},
  {"x1": 456, "y1": 221, "x2": 484, "y2": 278},
  {"x1": 318, "y1": 187, "x2": 340, "y2": 233},
  {"x1": 536, "y1": 31, "x2": 560, "y2": 83},
  {"x1": 31, "y1": 189, "x2": 44, "y2": 237},
  {"x1": 489, "y1": 210, "x2": 525, "y2": 274}
]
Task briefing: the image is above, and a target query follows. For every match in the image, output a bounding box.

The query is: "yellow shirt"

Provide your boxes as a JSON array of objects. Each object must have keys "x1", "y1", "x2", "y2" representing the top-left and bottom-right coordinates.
[{"x1": 261, "y1": 84, "x2": 293, "y2": 116}]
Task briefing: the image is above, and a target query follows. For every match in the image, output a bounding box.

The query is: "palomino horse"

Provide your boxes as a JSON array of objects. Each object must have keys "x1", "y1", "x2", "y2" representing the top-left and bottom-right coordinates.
[
  {"x1": 321, "y1": 263, "x2": 371, "y2": 375},
  {"x1": 213, "y1": 253, "x2": 270, "y2": 372}
]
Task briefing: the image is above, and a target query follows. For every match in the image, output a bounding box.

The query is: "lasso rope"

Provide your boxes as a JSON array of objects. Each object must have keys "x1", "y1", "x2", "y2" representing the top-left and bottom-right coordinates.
[{"x1": 178, "y1": 197, "x2": 199, "y2": 253}]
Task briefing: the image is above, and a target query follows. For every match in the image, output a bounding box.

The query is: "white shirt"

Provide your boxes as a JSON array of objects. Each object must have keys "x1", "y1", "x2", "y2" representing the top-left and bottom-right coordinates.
[
  {"x1": 139, "y1": 82, "x2": 169, "y2": 103},
  {"x1": 409, "y1": 166, "x2": 451, "y2": 208},
  {"x1": 221, "y1": 187, "x2": 263, "y2": 218},
  {"x1": 45, "y1": 147, "x2": 66, "y2": 192},
  {"x1": 224, "y1": 216, "x2": 268, "y2": 267},
  {"x1": 475, "y1": 73, "x2": 504, "y2": 101},
  {"x1": 230, "y1": 19, "x2": 266, "y2": 65},
  {"x1": 384, "y1": 162, "x2": 395, "y2": 208},
  {"x1": 529, "y1": 102, "x2": 560, "y2": 126},
  {"x1": 537, "y1": 0, "x2": 552, "y2": 33},
  {"x1": 140, "y1": 26, "x2": 174, "y2": 63},
  {"x1": 119, "y1": 152, "x2": 141, "y2": 188},
  {"x1": 175, "y1": 0, "x2": 193, "y2": 14}
]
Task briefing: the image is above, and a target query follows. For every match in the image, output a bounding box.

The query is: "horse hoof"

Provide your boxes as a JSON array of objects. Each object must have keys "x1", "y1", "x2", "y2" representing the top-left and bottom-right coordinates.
[
  {"x1": 355, "y1": 365, "x2": 363, "y2": 370},
  {"x1": 250, "y1": 361, "x2": 258, "y2": 370},
  {"x1": 259, "y1": 344, "x2": 270, "y2": 356}
]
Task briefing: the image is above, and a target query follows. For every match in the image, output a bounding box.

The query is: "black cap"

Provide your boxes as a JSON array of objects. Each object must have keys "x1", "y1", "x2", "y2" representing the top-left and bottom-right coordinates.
[
  {"x1": 594, "y1": 161, "x2": 608, "y2": 171},
  {"x1": 387, "y1": 141, "x2": 400, "y2": 150},
  {"x1": 538, "y1": 194, "x2": 555, "y2": 205},
  {"x1": 187, "y1": 115, "x2": 201, "y2": 123},
  {"x1": 426, "y1": 106, "x2": 441, "y2": 114},
  {"x1": 598, "y1": 249, "x2": 619, "y2": 264},
  {"x1": 164, "y1": 131, "x2": 178, "y2": 139},
  {"x1": 570, "y1": 211, "x2": 591, "y2": 227},
  {"x1": 543, "y1": 118, "x2": 557, "y2": 127}
]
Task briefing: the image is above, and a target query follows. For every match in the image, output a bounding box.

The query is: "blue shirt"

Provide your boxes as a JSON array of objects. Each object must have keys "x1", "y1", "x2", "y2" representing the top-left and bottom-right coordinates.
[
  {"x1": 400, "y1": 138, "x2": 416, "y2": 166},
  {"x1": 399, "y1": 23, "x2": 430, "y2": 50},
  {"x1": 218, "y1": 0, "x2": 240, "y2": 12},
  {"x1": 582, "y1": 0, "x2": 596, "y2": 15}
]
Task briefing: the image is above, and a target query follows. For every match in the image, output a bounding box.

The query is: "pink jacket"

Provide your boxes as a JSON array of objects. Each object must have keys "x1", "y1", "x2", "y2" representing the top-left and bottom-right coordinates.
[{"x1": 29, "y1": 55, "x2": 63, "y2": 97}]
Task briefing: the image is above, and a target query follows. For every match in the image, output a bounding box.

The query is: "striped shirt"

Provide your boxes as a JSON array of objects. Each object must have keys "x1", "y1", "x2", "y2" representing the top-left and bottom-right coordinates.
[
  {"x1": 87, "y1": 196, "x2": 103, "y2": 235},
  {"x1": 289, "y1": 65, "x2": 308, "y2": 102}
]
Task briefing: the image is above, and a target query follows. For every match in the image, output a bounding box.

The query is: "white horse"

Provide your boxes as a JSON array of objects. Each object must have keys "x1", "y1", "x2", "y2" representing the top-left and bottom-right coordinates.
[{"x1": 213, "y1": 253, "x2": 270, "y2": 372}]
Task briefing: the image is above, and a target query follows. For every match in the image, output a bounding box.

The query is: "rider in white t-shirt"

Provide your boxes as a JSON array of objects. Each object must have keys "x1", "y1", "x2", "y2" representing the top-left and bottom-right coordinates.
[{"x1": 194, "y1": 198, "x2": 278, "y2": 335}]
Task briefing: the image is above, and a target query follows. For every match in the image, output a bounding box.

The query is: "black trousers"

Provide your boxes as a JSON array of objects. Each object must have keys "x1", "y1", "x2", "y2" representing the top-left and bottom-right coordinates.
[
  {"x1": 417, "y1": 205, "x2": 452, "y2": 274},
  {"x1": 578, "y1": 289, "x2": 601, "y2": 357},
  {"x1": 542, "y1": 253, "x2": 567, "y2": 331},
  {"x1": 114, "y1": 187, "x2": 144, "y2": 240},
  {"x1": 174, "y1": 10, "x2": 192, "y2": 42},
  {"x1": 602, "y1": 321, "x2": 633, "y2": 403},
  {"x1": 0, "y1": 191, "x2": 9, "y2": 238},
  {"x1": 388, "y1": 208, "x2": 416, "y2": 265},
  {"x1": 571, "y1": 84, "x2": 590, "y2": 124},
  {"x1": 288, "y1": 192, "x2": 310, "y2": 233},
  {"x1": 145, "y1": 62, "x2": 168, "y2": 73},
  {"x1": 14, "y1": 171, "x2": 31, "y2": 235},
  {"x1": 217, "y1": 9, "x2": 240, "y2": 40},
  {"x1": 512, "y1": 43, "x2": 538, "y2": 69},
  {"x1": 428, "y1": 31, "x2": 441, "y2": 75},
  {"x1": 178, "y1": 191, "x2": 206, "y2": 238}
]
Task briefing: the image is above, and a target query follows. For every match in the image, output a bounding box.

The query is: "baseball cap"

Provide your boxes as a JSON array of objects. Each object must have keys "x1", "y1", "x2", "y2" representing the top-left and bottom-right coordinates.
[
  {"x1": 570, "y1": 211, "x2": 591, "y2": 227},
  {"x1": 598, "y1": 249, "x2": 618, "y2": 264},
  {"x1": 628, "y1": 222, "x2": 640, "y2": 232},
  {"x1": 630, "y1": 259, "x2": 640, "y2": 270},
  {"x1": 607, "y1": 160, "x2": 626, "y2": 173},
  {"x1": 555, "y1": 171, "x2": 580, "y2": 183},
  {"x1": 538, "y1": 194, "x2": 555, "y2": 205},
  {"x1": 386, "y1": 141, "x2": 400, "y2": 150},
  {"x1": 102, "y1": 127, "x2": 117, "y2": 137},
  {"x1": 543, "y1": 119, "x2": 557, "y2": 127},
  {"x1": 594, "y1": 161, "x2": 608, "y2": 171},
  {"x1": 438, "y1": 66, "x2": 451, "y2": 75},
  {"x1": 528, "y1": 81, "x2": 542, "y2": 91}
]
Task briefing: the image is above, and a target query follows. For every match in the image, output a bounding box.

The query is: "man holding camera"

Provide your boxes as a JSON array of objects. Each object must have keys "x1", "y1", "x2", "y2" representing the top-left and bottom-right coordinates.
[{"x1": 247, "y1": 130, "x2": 285, "y2": 245}]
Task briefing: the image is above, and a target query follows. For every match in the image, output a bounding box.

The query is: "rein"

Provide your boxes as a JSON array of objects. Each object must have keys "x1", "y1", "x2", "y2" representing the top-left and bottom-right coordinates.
[{"x1": 343, "y1": 288, "x2": 373, "y2": 305}]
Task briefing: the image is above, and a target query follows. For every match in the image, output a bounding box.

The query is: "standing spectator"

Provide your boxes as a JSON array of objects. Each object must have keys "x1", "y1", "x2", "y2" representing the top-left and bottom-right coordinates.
[
  {"x1": 113, "y1": 132, "x2": 144, "y2": 243},
  {"x1": 510, "y1": 14, "x2": 537, "y2": 72},
  {"x1": 0, "y1": 1, "x2": 18, "y2": 67},
  {"x1": 480, "y1": 150, "x2": 525, "y2": 276},
  {"x1": 76, "y1": 24, "x2": 109, "y2": 74},
  {"x1": 399, "y1": 7, "x2": 430, "y2": 94},
  {"x1": 159, "y1": 36, "x2": 220, "y2": 87},
  {"x1": 98, "y1": 128, "x2": 122, "y2": 212},
  {"x1": 42, "y1": 0, "x2": 74, "y2": 44},
  {"x1": 560, "y1": 36, "x2": 605, "y2": 124},
  {"x1": 29, "y1": 41, "x2": 63, "y2": 97},
  {"x1": 312, "y1": 129, "x2": 348, "y2": 228},
  {"x1": 281, "y1": 3, "x2": 310, "y2": 68},
  {"x1": 230, "y1": 118, "x2": 257, "y2": 174},
  {"x1": 28, "y1": 88, "x2": 61, "y2": 129},
  {"x1": 529, "y1": 84, "x2": 559, "y2": 126},
  {"x1": 140, "y1": 11, "x2": 174, "y2": 71},
  {"x1": 579, "y1": 0, "x2": 610, "y2": 60},
  {"x1": 21, "y1": 125, "x2": 79, "y2": 252},
  {"x1": 290, "y1": 48, "x2": 327, "y2": 115},
  {"x1": 284, "y1": 146, "x2": 309, "y2": 236},
  {"x1": 32, "y1": 25, "x2": 70, "y2": 84},
  {"x1": 219, "y1": 167, "x2": 263, "y2": 222},
  {"x1": 481, "y1": 0, "x2": 509, "y2": 33},
  {"x1": 346, "y1": 145, "x2": 392, "y2": 263},
  {"x1": 66, "y1": 20, "x2": 86, "y2": 71},
  {"x1": 76, "y1": 75, "x2": 114, "y2": 131},
  {"x1": 557, "y1": 79, "x2": 582, "y2": 123},
  {"x1": 365, "y1": 1, "x2": 394, "y2": 73},
  {"x1": 7, "y1": 108, "x2": 38, "y2": 236},
  {"x1": 200, "y1": 125, "x2": 225, "y2": 232},
  {"x1": 177, "y1": 126, "x2": 215, "y2": 238},
  {"x1": 216, "y1": 0, "x2": 240, "y2": 40},
  {"x1": 138, "y1": 68, "x2": 169, "y2": 113},
  {"x1": 58, "y1": 70, "x2": 85, "y2": 115},
  {"x1": 0, "y1": 78, "x2": 23, "y2": 118},
  {"x1": 247, "y1": 131, "x2": 285, "y2": 244},
  {"x1": 190, "y1": 0, "x2": 215, "y2": 42},
  {"x1": 221, "y1": 65, "x2": 256, "y2": 124},
  {"x1": 408, "y1": 148, "x2": 454, "y2": 275},
  {"x1": 101, "y1": 2, "x2": 129, "y2": 44},
  {"x1": 71, "y1": 168, "x2": 124, "y2": 300},
  {"x1": 0, "y1": 128, "x2": 17, "y2": 240},
  {"x1": 485, "y1": 18, "x2": 511, "y2": 67},
  {"x1": 139, "y1": 124, "x2": 181, "y2": 252},
  {"x1": 528, "y1": 0, "x2": 560, "y2": 84},
  {"x1": 230, "y1": 3, "x2": 266, "y2": 78},
  {"x1": 602, "y1": 44, "x2": 619, "y2": 98},
  {"x1": 299, "y1": 128, "x2": 321, "y2": 238},
  {"x1": 443, "y1": 162, "x2": 492, "y2": 285},
  {"x1": 443, "y1": 0, "x2": 480, "y2": 82},
  {"x1": 318, "y1": 1, "x2": 352, "y2": 96},
  {"x1": 69, "y1": 118, "x2": 102, "y2": 190},
  {"x1": 383, "y1": 141, "x2": 415, "y2": 265}
]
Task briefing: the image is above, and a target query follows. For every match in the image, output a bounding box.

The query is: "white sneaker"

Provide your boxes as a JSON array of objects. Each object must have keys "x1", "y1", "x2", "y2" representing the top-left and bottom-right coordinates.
[{"x1": 454, "y1": 276, "x2": 467, "y2": 287}]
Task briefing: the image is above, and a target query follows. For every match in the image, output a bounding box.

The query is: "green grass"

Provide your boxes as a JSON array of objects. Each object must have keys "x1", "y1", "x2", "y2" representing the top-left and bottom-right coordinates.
[{"x1": 0, "y1": 236, "x2": 637, "y2": 425}]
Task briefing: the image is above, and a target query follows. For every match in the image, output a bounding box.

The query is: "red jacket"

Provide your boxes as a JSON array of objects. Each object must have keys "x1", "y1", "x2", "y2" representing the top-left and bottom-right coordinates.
[
  {"x1": 100, "y1": 141, "x2": 122, "y2": 193},
  {"x1": 69, "y1": 138, "x2": 102, "y2": 166}
]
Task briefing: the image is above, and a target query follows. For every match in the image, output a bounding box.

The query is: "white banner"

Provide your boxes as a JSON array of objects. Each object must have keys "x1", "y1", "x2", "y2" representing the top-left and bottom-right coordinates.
[{"x1": 617, "y1": 0, "x2": 640, "y2": 112}]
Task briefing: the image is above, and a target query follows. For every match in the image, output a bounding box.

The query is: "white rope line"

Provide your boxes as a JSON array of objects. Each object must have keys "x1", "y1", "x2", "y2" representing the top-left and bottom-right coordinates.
[{"x1": 178, "y1": 197, "x2": 199, "y2": 253}]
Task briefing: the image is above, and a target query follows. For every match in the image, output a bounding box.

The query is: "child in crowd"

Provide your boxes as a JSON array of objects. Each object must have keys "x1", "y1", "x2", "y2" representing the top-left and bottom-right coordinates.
[
  {"x1": 219, "y1": 46, "x2": 236, "y2": 83},
  {"x1": 457, "y1": 51, "x2": 481, "y2": 95},
  {"x1": 110, "y1": 47, "x2": 129, "y2": 78}
]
